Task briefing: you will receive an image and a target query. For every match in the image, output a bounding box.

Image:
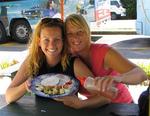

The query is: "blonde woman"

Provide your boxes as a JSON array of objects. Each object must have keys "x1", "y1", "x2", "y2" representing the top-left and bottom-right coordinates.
[{"x1": 55, "y1": 14, "x2": 148, "y2": 108}]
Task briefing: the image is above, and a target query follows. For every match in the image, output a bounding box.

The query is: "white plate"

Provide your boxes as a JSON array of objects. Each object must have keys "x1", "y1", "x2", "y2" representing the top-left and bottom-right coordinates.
[{"x1": 30, "y1": 73, "x2": 79, "y2": 98}]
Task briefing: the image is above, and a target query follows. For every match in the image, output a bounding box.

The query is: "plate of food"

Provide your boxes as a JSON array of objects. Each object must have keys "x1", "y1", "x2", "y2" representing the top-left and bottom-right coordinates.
[{"x1": 30, "y1": 73, "x2": 79, "y2": 98}]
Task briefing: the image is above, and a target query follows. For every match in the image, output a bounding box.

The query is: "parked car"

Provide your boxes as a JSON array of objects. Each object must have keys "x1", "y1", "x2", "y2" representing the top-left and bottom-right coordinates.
[{"x1": 110, "y1": 0, "x2": 126, "y2": 20}]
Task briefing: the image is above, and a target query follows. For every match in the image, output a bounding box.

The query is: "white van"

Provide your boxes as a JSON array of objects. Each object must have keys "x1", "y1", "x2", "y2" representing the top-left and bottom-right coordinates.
[{"x1": 110, "y1": 0, "x2": 126, "y2": 20}]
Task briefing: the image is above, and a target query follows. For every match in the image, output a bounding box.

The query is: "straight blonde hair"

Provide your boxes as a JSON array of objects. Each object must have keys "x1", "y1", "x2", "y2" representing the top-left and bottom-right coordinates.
[{"x1": 65, "y1": 14, "x2": 91, "y2": 39}]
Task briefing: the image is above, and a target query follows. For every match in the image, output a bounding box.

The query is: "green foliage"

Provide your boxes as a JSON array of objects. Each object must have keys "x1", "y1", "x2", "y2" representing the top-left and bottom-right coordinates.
[
  {"x1": 0, "y1": 59, "x2": 19, "y2": 70},
  {"x1": 138, "y1": 63, "x2": 150, "y2": 78},
  {"x1": 0, "y1": 61, "x2": 10, "y2": 69},
  {"x1": 138, "y1": 63, "x2": 150, "y2": 86},
  {"x1": 25, "y1": 92, "x2": 34, "y2": 96},
  {"x1": 120, "y1": 0, "x2": 136, "y2": 19}
]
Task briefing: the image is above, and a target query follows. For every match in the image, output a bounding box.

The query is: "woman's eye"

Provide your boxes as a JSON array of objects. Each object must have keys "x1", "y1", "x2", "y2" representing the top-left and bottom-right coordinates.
[
  {"x1": 55, "y1": 38, "x2": 61, "y2": 42},
  {"x1": 77, "y1": 30, "x2": 84, "y2": 36},
  {"x1": 43, "y1": 39, "x2": 49, "y2": 43},
  {"x1": 67, "y1": 33, "x2": 73, "y2": 38}
]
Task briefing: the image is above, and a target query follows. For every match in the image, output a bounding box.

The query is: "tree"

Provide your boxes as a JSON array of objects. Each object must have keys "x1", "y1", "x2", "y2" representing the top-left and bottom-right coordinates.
[{"x1": 121, "y1": 0, "x2": 136, "y2": 19}]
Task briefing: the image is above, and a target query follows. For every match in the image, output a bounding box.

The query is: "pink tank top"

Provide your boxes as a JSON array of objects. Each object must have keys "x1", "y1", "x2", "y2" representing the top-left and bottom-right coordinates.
[{"x1": 79, "y1": 43, "x2": 133, "y2": 103}]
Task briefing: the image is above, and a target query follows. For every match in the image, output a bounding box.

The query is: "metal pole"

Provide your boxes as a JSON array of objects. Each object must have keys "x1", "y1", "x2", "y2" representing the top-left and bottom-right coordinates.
[{"x1": 60, "y1": 0, "x2": 64, "y2": 21}]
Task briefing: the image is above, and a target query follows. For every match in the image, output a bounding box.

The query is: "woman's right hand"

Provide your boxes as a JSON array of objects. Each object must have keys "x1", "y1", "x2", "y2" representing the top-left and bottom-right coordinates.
[
  {"x1": 94, "y1": 76, "x2": 115, "y2": 92},
  {"x1": 84, "y1": 76, "x2": 118, "y2": 100}
]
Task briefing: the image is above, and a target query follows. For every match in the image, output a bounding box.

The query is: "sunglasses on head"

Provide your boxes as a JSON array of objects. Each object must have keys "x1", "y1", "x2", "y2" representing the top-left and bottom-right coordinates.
[{"x1": 41, "y1": 17, "x2": 63, "y2": 24}]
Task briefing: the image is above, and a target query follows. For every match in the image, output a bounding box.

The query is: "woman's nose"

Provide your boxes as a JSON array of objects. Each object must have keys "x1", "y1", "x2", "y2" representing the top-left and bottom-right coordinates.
[{"x1": 48, "y1": 40, "x2": 55, "y2": 47}]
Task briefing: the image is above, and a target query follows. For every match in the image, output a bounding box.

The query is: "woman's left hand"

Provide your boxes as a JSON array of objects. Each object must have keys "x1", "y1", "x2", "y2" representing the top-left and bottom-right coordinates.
[{"x1": 54, "y1": 95, "x2": 84, "y2": 109}]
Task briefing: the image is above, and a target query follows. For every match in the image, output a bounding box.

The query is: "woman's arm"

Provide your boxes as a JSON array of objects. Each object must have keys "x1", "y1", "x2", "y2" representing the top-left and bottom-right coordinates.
[
  {"x1": 105, "y1": 47, "x2": 148, "y2": 84},
  {"x1": 55, "y1": 94, "x2": 111, "y2": 109},
  {"x1": 78, "y1": 94, "x2": 111, "y2": 108},
  {"x1": 93, "y1": 47, "x2": 148, "y2": 92},
  {"x1": 69, "y1": 58, "x2": 111, "y2": 108},
  {"x1": 73, "y1": 58, "x2": 94, "y2": 78},
  {"x1": 5, "y1": 58, "x2": 30, "y2": 104}
]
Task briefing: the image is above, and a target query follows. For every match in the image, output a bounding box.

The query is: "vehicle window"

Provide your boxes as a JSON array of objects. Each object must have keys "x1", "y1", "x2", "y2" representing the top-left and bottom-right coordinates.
[{"x1": 111, "y1": 1, "x2": 119, "y2": 7}]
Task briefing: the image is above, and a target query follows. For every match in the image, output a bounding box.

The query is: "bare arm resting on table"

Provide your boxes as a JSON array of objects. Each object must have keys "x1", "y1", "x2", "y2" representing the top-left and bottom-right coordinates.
[
  {"x1": 55, "y1": 94, "x2": 111, "y2": 109},
  {"x1": 5, "y1": 59, "x2": 30, "y2": 104}
]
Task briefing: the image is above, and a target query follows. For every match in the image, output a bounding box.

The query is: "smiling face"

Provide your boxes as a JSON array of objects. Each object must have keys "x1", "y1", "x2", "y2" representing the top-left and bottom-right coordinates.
[
  {"x1": 39, "y1": 27, "x2": 63, "y2": 61},
  {"x1": 66, "y1": 21, "x2": 90, "y2": 55},
  {"x1": 65, "y1": 14, "x2": 91, "y2": 56}
]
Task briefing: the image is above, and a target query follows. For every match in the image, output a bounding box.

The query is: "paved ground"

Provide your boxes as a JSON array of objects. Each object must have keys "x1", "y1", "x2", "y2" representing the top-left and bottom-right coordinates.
[{"x1": 96, "y1": 35, "x2": 150, "y2": 60}]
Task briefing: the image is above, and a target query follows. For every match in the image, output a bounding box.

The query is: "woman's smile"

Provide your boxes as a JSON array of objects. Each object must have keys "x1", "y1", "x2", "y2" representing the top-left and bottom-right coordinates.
[
  {"x1": 48, "y1": 48, "x2": 57, "y2": 53},
  {"x1": 39, "y1": 27, "x2": 63, "y2": 58}
]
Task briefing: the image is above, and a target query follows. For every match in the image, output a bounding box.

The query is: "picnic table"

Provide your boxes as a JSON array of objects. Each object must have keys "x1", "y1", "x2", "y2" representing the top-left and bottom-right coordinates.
[{"x1": 0, "y1": 95, "x2": 139, "y2": 116}]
